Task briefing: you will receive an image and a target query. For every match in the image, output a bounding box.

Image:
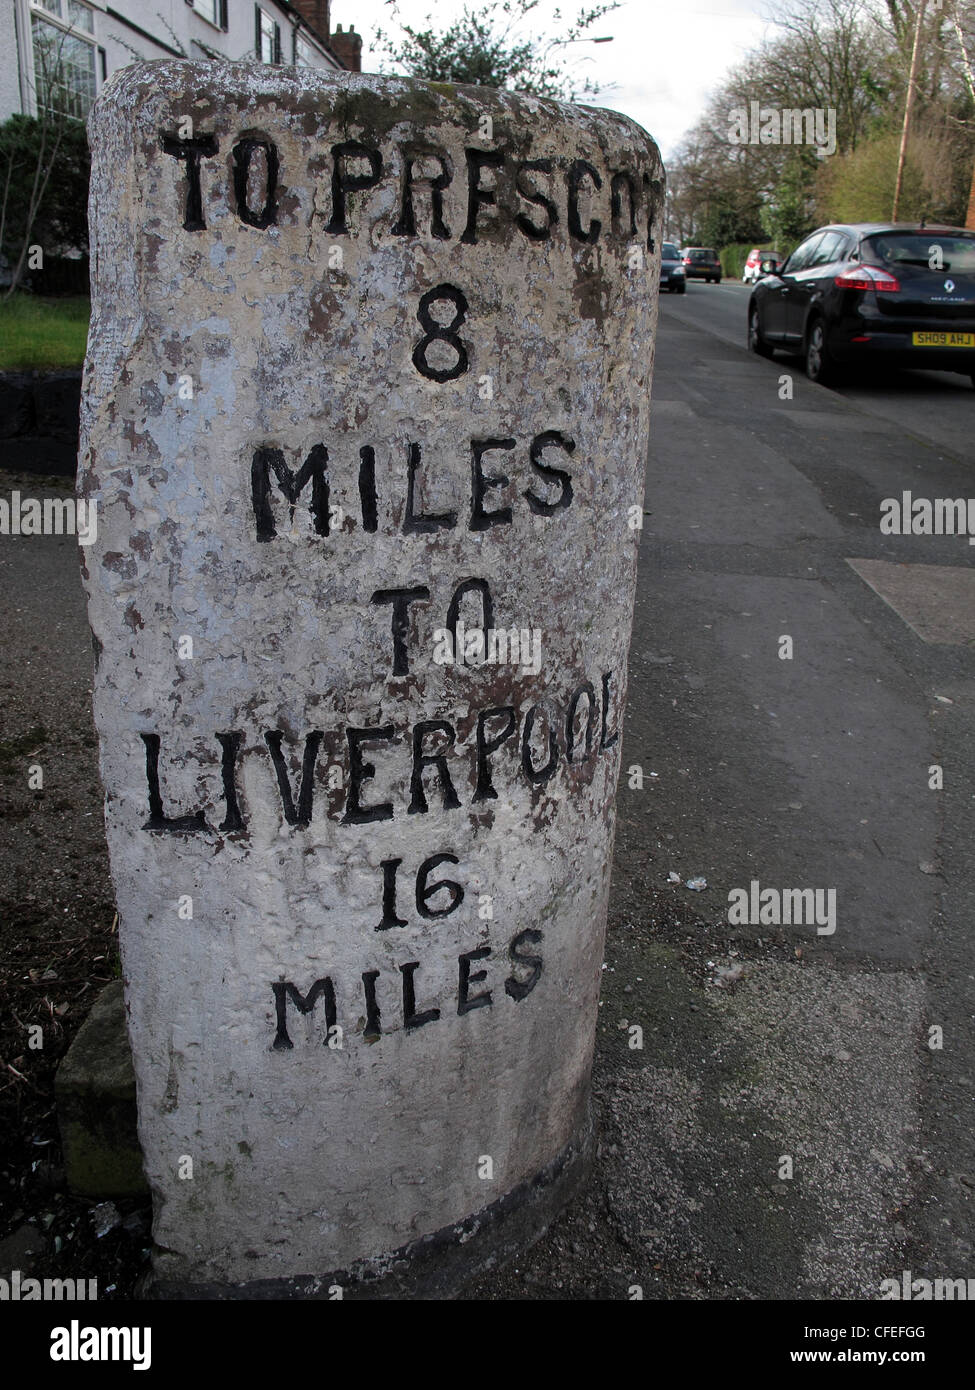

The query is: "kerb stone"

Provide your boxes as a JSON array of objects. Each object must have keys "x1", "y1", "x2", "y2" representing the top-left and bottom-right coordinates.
[
  {"x1": 79, "y1": 60, "x2": 662, "y2": 1295},
  {"x1": 55, "y1": 980, "x2": 147, "y2": 1198}
]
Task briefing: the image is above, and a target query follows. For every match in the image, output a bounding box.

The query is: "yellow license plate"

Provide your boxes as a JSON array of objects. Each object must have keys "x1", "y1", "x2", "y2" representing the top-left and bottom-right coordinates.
[{"x1": 912, "y1": 331, "x2": 975, "y2": 347}]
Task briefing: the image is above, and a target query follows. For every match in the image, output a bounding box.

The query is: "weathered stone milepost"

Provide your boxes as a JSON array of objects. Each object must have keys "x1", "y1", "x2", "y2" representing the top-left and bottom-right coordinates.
[{"x1": 80, "y1": 61, "x2": 662, "y2": 1295}]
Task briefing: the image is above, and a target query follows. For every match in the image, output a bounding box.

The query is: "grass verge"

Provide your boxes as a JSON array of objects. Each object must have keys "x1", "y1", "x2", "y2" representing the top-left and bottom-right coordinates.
[{"x1": 0, "y1": 295, "x2": 90, "y2": 370}]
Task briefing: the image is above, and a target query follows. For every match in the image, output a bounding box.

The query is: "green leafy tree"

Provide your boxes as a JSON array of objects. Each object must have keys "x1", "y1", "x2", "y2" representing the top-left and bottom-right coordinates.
[
  {"x1": 818, "y1": 129, "x2": 932, "y2": 221},
  {"x1": 698, "y1": 195, "x2": 764, "y2": 249},
  {"x1": 374, "y1": 0, "x2": 620, "y2": 101},
  {"x1": 765, "y1": 149, "x2": 819, "y2": 247}
]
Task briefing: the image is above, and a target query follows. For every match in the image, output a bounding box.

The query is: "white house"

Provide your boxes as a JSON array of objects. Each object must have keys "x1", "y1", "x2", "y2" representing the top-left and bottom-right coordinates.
[{"x1": 2, "y1": 0, "x2": 362, "y2": 123}]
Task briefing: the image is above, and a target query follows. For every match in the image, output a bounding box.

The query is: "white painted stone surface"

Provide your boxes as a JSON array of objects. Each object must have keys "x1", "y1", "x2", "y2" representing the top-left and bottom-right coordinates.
[{"x1": 79, "y1": 60, "x2": 662, "y2": 1289}]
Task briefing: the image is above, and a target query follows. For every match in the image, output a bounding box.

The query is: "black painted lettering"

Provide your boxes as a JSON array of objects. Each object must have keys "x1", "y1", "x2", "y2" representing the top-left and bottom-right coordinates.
[
  {"x1": 251, "y1": 445, "x2": 329, "y2": 542},
  {"x1": 232, "y1": 137, "x2": 279, "y2": 229},
  {"x1": 461, "y1": 148, "x2": 505, "y2": 244},
  {"x1": 272, "y1": 977, "x2": 337, "y2": 1051},
  {"x1": 567, "y1": 159, "x2": 602, "y2": 244},
  {"x1": 566, "y1": 683, "x2": 597, "y2": 764},
  {"x1": 610, "y1": 172, "x2": 637, "y2": 238},
  {"x1": 371, "y1": 586, "x2": 430, "y2": 676},
  {"x1": 458, "y1": 947, "x2": 492, "y2": 1015},
  {"x1": 161, "y1": 132, "x2": 218, "y2": 231},
  {"x1": 358, "y1": 445, "x2": 378, "y2": 532},
  {"x1": 470, "y1": 438, "x2": 515, "y2": 531},
  {"x1": 474, "y1": 706, "x2": 518, "y2": 802},
  {"x1": 343, "y1": 726, "x2": 397, "y2": 824},
  {"x1": 416, "y1": 852, "x2": 463, "y2": 919},
  {"x1": 505, "y1": 928, "x2": 544, "y2": 1002},
  {"x1": 361, "y1": 970, "x2": 382, "y2": 1041},
  {"x1": 524, "y1": 431, "x2": 574, "y2": 515},
  {"x1": 216, "y1": 730, "x2": 245, "y2": 831},
  {"x1": 412, "y1": 287, "x2": 470, "y2": 383},
  {"x1": 514, "y1": 158, "x2": 558, "y2": 241},
  {"x1": 140, "y1": 733, "x2": 208, "y2": 833},
  {"x1": 264, "y1": 730, "x2": 322, "y2": 828},
  {"x1": 326, "y1": 140, "x2": 382, "y2": 235},
  {"x1": 392, "y1": 152, "x2": 452, "y2": 239},
  {"x1": 376, "y1": 858, "x2": 407, "y2": 931},
  {"x1": 399, "y1": 961, "x2": 440, "y2": 1030},
  {"x1": 447, "y1": 579, "x2": 494, "y2": 660},
  {"x1": 643, "y1": 174, "x2": 662, "y2": 251},
  {"x1": 521, "y1": 704, "x2": 559, "y2": 785},
  {"x1": 600, "y1": 670, "x2": 620, "y2": 749},
  {"x1": 404, "y1": 441, "x2": 459, "y2": 531},
  {"x1": 409, "y1": 720, "x2": 461, "y2": 815}
]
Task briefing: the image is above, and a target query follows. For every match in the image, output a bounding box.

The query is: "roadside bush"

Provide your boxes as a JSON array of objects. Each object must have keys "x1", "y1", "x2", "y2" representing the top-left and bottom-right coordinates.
[
  {"x1": 719, "y1": 243, "x2": 753, "y2": 279},
  {"x1": 0, "y1": 114, "x2": 90, "y2": 292}
]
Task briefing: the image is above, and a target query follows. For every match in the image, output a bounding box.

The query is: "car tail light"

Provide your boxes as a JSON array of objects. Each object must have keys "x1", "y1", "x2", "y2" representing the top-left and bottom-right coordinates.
[{"x1": 834, "y1": 266, "x2": 900, "y2": 292}]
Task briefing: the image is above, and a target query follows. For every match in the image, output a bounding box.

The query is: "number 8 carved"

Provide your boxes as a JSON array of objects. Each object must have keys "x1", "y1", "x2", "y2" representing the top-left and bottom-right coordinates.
[{"x1": 412, "y1": 284, "x2": 470, "y2": 382}]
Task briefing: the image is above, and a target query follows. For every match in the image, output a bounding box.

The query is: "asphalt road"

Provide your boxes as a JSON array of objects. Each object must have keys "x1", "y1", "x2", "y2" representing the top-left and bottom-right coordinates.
[
  {"x1": 588, "y1": 283, "x2": 975, "y2": 1296},
  {"x1": 664, "y1": 278, "x2": 975, "y2": 460}
]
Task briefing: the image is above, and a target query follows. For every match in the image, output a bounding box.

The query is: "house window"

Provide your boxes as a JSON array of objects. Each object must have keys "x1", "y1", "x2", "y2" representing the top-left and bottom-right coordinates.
[
  {"x1": 29, "y1": 0, "x2": 98, "y2": 121},
  {"x1": 255, "y1": 6, "x2": 280, "y2": 64},
  {"x1": 295, "y1": 32, "x2": 316, "y2": 67},
  {"x1": 186, "y1": 0, "x2": 228, "y2": 29}
]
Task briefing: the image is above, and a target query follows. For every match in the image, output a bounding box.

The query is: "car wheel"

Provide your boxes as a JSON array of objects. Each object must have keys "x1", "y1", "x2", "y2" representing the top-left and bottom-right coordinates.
[
  {"x1": 716, "y1": 275, "x2": 722, "y2": 284},
  {"x1": 805, "y1": 317, "x2": 838, "y2": 385},
  {"x1": 748, "y1": 305, "x2": 774, "y2": 359},
  {"x1": 676, "y1": 283, "x2": 686, "y2": 294}
]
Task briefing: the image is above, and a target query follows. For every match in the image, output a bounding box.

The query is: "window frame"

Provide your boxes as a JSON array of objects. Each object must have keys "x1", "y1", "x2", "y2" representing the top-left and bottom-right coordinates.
[
  {"x1": 186, "y1": 0, "x2": 228, "y2": 32},
  {"x1": 255, "y1": 4, "x2": 281, "y2": 64},
  {"x1": 294, "y1": 29, "x2": 317, "y2": 67},
  {"x1": 26, "y1": 0, "x2": 99, "y2": 122}
]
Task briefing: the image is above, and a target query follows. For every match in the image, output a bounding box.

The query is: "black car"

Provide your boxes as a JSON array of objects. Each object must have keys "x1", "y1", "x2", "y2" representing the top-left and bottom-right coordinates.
[
  {"x1": 747, "y1": 222, "x2": 975, "y2": 386},
  {"x1": 682, "y1": 247, "x2": 722, "y2": 283},
  {"x1": 660, "y1": 242, "x2": 686, "y2": 293}
]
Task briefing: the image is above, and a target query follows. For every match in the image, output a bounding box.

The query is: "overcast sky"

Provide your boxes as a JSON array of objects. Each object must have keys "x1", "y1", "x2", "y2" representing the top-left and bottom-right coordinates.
[{"x1": 336, "y1": 0, "x2": 781, "y2": 160}]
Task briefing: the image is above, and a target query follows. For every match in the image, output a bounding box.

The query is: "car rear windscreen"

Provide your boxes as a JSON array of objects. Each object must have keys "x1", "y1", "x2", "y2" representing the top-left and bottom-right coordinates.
[
  {"x1": 862, "y1": 233, "x2": 975, "y2": 273},
  {"x1": 662, "y1": 244, "x2": 679, "y2": 259}
]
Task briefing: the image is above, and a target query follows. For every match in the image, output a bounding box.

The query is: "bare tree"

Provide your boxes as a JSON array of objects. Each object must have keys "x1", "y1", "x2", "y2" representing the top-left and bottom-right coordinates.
[{"x1": 1, "y1": 24, "x2": 77, "y2": 299}]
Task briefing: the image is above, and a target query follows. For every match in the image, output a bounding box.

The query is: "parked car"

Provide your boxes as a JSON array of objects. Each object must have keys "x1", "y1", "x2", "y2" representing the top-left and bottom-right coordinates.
[
  {"x1": 660, "y1": 242, "x2": 686, "y2": 293},
  {"x1": 742, "y1": 247, "x2": 783, "y2": 284},
  {"x1": 682, "y1": 247, "x2": 722, "y2": 283},
  {"x1": 747, "y1": 222, "x2": 975, "y2": 386}
]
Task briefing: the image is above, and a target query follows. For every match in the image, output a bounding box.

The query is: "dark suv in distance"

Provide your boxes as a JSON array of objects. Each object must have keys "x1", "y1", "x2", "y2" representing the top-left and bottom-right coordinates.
[
  {"x1": 747, "y1": 222, "x2": 975, "y2": 386},
  {"x1": 682, "y1": 247, "x2": 722, "y2": 283},
  {"x1": 660, "y1": 242, "x2": 686, "y2": 293}
]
